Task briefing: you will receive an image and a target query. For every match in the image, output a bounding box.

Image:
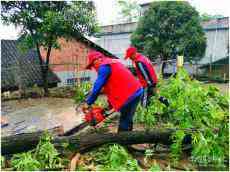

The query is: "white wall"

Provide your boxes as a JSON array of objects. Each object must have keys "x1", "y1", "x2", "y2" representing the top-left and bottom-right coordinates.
[{"x1": 199, "y1": 29, "x2": 229, "y2": 64}]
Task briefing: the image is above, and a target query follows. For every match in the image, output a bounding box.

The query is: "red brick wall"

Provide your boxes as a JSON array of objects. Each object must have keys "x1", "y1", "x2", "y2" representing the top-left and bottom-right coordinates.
[{"x1": 40, "y1": 38, "x2": 95, "y2": 72}]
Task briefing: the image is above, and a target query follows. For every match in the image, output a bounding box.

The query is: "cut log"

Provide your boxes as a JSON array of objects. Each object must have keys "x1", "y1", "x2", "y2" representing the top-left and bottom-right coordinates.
[
  {"x1": 1, "y1": 125, "x2": 64, "y2": 155},
  {"x1": 2, "y1": 129, "x2": 180, "y2": 155}
]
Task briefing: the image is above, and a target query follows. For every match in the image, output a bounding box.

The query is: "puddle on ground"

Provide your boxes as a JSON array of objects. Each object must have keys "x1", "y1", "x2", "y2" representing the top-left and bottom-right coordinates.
[{"x1": 1, "y1": 98, "x2": 85, "y2": 136}]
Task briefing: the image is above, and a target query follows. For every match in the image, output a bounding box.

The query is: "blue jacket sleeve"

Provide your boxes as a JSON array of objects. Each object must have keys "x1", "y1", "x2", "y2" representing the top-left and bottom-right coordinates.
[
  {"x1": 136, "y1": 62, "x2": 156, "y2": 87},
  {"x1": 86, "y1": 65, "x2": 111, "y2": 105}
]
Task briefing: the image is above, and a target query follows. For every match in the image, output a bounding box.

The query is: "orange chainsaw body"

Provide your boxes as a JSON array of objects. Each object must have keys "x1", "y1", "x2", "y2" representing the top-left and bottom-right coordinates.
[{"x1": 84, "y1": 107, "x2": 106, "y2": 126}]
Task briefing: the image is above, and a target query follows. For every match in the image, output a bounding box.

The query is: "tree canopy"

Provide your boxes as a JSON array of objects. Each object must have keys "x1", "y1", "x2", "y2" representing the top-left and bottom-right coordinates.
[
  {"x1": 1, "y1": 1, "x2": 99, "y2": 50},
  {"x1": 117, "y1": 0, "x2": 140, "y2": 23},
  {"x1": 131, "y1": 1, "x2": 206, "y2": 62},
  {"x1": 1, "y1": 1, "x2": 99, "y2": 95}
]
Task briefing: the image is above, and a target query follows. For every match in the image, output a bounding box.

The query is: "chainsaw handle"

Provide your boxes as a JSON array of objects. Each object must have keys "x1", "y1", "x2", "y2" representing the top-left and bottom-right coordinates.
[
  {"x1": 75, "y1": 101, "x2": 91, "y2": 112},
  {"x1": 82, "y1": 106, "x2": 92, "y2": 113},
  {"x1": 104, "y1": 108, "x2": 115, "y2": 116}
]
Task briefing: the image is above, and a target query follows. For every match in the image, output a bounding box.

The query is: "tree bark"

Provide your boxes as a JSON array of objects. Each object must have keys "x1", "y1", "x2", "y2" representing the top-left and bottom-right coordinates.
[
  {"x1": 43, "y1": 44, "x2": 52, "y2": 97},
  {"x1": 35, "y1": 43, "x2": 52, "y2": 97},
  {"x1": 161, "y1": 61, "x2": 166, "y2": 77},
  {"x1": 1, "y1": 125, "x2": 64, "y2": 155},
  {"x1": 69, "y1": 129, "x2": 174, "y2": 153},
  {"x1": 1, "y1": 129, "x2": 176, "y2": 155}
]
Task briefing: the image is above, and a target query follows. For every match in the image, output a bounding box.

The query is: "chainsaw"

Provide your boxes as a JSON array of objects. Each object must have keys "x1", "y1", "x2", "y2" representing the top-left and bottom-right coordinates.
[
  {"x1": 83, "y1": 106, "x2": 113, "y2": 126},
  {"x1": 63, "y1": 105, "x2": 114, "y2": 136}
]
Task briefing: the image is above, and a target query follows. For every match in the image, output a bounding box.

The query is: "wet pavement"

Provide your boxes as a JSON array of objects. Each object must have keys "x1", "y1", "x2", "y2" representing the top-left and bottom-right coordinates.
[{"x1": 1, "y1": 98, "x2": 84, "y2": 136}]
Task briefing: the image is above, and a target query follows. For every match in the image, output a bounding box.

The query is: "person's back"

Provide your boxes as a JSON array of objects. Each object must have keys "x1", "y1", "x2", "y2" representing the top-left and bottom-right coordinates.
[
  {"x1": 97, "y1": 58, "x2": 142, "y2": 110},
  {"x1": 134, "y1": 53, "x2": 158, "y2": 88},
  {"x1": 125, "y1": 47, "x2": 158, "y2": 106}
]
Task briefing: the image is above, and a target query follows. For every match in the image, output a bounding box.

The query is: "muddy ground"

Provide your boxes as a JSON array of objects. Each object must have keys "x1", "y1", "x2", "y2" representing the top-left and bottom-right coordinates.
[{"x1": 1, "y1": 98, "x2": 85, "y2": 136}]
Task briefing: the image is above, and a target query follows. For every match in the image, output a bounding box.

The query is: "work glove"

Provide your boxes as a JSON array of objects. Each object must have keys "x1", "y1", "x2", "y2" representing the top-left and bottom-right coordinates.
[{"x1": 81, "y1": 103, "x2": 91, "y2": 113}]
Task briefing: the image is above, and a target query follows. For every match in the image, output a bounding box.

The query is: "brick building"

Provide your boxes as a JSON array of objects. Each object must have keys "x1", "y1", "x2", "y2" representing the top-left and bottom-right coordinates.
[{"x1": 40, "y1": 35, "x2": 117, "y2": 86}]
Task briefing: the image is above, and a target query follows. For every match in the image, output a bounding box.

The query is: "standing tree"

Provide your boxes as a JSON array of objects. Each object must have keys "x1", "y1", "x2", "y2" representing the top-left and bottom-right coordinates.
[
  {"x1": 1, "y1": 1, "x2": 99, "y2": 96},
  {"x1": 117, "y1": 0, "x2": 141, "y2": 23},
  {"x1": 131, "y1": 1, "x2": 206, "y2": 76}
]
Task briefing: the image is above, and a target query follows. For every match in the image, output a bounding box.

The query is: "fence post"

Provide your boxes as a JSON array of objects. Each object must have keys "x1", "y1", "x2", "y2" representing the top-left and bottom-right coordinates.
[
  {"x1": 13, "y1": 64, "x2": 25, "y2": 98},
  {"x1": 195, "y1": 60, "x2": 198, "y2": 79},
  {"x1": 209, "y1": 55, "x2": 213, "y2": 80},
  {"x1": 223, "y1": 73, "x2": 226, "y2": 82}
]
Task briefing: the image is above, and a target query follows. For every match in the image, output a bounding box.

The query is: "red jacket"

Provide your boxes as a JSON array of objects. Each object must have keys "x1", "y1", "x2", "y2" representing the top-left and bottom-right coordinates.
[
  {"x1": 134, "y1": 53, "x2": 158, "y2": 88},
  {"x1": 96, "y1": 58, "x2": 142, "y2": 110}
]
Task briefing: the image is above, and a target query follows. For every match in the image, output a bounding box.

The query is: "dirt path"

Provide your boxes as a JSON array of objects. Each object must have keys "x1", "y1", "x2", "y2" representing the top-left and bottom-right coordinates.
[{"x1": 203, "y1": 83, "x2": 229, "y2": 95}]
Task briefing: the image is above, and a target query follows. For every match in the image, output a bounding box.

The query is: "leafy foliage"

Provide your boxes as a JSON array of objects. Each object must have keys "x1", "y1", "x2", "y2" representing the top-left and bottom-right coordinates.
[
  {"x1": 134, "y1": 98, "x2": 165, "y2": 128},
  {"x1": 1, "y1": 156, "x2": 5, "y2": 169},
  {"x1": 1, "y1": 1, "x2": 99, "y2": 49},
  {"x1": 131, "y1": 1, "x2": 206, "y2": 62},
  {"x1": 149, "y1": 162, "x2": 161, "y2": 172},
  {"x1": 11, "y1": 152, "x2": 41, "y2": 171},
  {"x1": 74, "y1": 82, "x2": 92, "y2": 103},
  {"x1": 117, "y1": 0, "x2": 141, "y2": 22},
  {"x1": 135, "y1": 68, "x2": 229, "y2": 167},
  {"x1": 11, "y1": 132, "x2": 66, "y2": 170},
  {"x1": 1, "y1": 1, "x2": 99, "y2": 95},
  {"x1": 74, "y1": 82, "x2": 108, "y2": 109},
  {"x1": 34, "y1": 132, "x2": 63, "y2": 169},
  {"x1": 81, "y1": 144, "x2": 141, "y2": 171}
]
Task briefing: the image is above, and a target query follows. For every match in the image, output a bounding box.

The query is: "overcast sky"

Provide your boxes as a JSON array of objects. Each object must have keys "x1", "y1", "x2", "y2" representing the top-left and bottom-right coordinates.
[{"x1": 1, "y1": 0, "x2": 229, "y2": 40}]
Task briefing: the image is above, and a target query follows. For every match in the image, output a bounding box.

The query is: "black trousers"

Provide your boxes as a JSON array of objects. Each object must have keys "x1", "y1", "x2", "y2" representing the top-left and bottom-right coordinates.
[
  {"x1": 118, "y1": 94, "x2": 142, "y2": 132},
  {"x1": 141, "y1": 86, "x2": 155, "y2": 107}
]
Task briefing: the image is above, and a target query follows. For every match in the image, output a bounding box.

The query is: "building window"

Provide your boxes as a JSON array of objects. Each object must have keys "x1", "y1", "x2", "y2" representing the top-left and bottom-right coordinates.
[
  {"x1": 66, "y1": 77, "x2": 90, "y2": 85},
  {"x1": 66, "y1": 78, "x2": 75, "y2": 85}
]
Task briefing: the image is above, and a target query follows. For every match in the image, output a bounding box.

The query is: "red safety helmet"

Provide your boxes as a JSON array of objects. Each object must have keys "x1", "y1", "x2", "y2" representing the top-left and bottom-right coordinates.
[
  {"x1": 86, "y1": 51, "x2": 104, "y2": 69},
  {"x1": 125, "y1": 46, "x2": 137, "y2": 59}
]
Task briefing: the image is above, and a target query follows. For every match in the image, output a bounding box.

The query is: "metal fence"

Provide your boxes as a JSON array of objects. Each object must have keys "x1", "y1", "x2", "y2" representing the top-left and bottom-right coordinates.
[
  {"x1": 1, "y1": 61, "x2": 229, "y2": 92},
  {"x1": 154, "y1": 61, "x2": 229, "y2": 82},
  {"x1": 1, "y1": 63, "x2": 96, "y2": 92}
]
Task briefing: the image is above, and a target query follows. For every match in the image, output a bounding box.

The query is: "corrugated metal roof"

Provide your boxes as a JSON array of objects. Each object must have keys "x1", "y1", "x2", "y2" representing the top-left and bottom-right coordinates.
[
  {"x1": 72, "y1": 33, "x2": 118, "y2": 59},
  {"x1": 201, "y1": 17, "x2": 229, "y2": 30}
]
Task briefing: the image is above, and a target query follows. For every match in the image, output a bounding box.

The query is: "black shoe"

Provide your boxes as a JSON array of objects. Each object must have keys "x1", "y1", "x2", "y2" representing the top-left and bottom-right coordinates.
[{"x1": 159, "y1": 96, "x2": 169, "y2": 107}]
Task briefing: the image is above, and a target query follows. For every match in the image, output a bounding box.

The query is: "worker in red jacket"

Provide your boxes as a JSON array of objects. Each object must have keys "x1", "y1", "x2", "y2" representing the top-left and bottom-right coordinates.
[
  {"x1": 125, "y1": 46, "x2": 158, "y2": 107},
  {"x1": 83, "y1": 51, "x2": 143, "y2": 132}
]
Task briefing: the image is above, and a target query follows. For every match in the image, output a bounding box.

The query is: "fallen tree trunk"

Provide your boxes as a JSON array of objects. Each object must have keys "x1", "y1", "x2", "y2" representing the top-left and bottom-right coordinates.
[
  {"x1": 1, "y1": 125, "x2": 64, "y2": 155},
  {"x1": 2, "y1": 129, "x2": 178, "y2": 155}
]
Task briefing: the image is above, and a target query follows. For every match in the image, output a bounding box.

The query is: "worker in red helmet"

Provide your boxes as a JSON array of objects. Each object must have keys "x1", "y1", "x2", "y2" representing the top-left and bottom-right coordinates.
[
  {"x1": 82, "y1": 51, "x2": 143, "y2": 132},
  {"x1": 125, "y1": 46, "x2": 158, "y2": 107}
]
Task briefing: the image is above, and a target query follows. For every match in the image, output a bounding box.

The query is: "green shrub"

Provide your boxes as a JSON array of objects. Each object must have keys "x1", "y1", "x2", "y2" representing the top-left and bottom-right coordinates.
[
  {"x1": 34, "y1": 132, "x2": 64, "y2": 169},
  {"x1": 1, "y1": 155, "x2": 5, "y2": 169},
  {"x1": 135, "y1": 68, "x2": 229, "y2": 167},
  {"x1": 11, "y1": 132, "x2": 65, "y2": 170},
  {"x1": 149, "y1": 162, "x2": 161, "y2": 172},
  {"x1": 85, "y1": 144, "x2": 141, "y2": 171},
  {"x1": 11, "y1": 152, "x2": 41, "y2": 171},
  {"x1": 74, "y1": 82, "x2": 92, "y2": 103}
]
